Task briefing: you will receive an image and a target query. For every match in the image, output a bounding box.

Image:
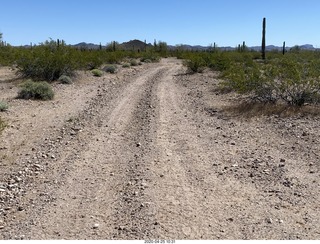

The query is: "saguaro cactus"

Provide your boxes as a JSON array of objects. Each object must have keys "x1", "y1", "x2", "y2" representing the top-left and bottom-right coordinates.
[
  {"x1": 262, "y1": 17, "x2": 266, "y2": 60},
  {"x1": 242, "y1": 41, "x2": 246, "y2": 52},
  {"x1": 283, "y1": 41, "x2": 286, "y2": 55}
]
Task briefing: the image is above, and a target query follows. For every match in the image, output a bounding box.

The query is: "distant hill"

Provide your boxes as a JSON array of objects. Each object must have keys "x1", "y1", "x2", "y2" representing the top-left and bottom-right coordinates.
[
  {"x1": 72, "y1": 39, "x2": 153, "y2": 51},
  {"x1": 120, "y1": 39, "x2": 153, "y2": 51},
  {"x1": 68, "y1": 40, "x2": 318, "y2": 52},
  {"x1": 73, "y1": 42, "x2": 101, "y2": 49}
]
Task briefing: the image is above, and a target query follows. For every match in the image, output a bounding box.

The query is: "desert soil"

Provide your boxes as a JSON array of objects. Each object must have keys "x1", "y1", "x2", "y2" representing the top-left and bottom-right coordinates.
[{"x1": 0, "y1": 58, "x2": 319, "y2": 240}]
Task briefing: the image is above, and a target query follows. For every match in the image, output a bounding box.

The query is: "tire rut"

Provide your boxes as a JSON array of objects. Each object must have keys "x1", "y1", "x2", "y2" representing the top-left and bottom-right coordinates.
[{"x1": 1, "y1": 61, "x2": 175, "y2": 239}]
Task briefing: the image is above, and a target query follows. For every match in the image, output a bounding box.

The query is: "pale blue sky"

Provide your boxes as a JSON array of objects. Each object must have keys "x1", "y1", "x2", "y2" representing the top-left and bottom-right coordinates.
[{"x1": 1, "y1": 0, "x2": 320, "y2": 47}]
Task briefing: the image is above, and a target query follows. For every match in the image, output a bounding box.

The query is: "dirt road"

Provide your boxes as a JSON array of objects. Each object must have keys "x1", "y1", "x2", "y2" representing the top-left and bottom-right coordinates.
[{"x1": 0, "y1": 58, "x2": 319, "y2": 239}]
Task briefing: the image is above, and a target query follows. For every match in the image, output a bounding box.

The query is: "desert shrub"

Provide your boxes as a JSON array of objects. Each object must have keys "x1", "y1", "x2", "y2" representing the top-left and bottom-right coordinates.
[
  {"x1": 122, "y1": 63, "x2": 130, "y2": 68},
  {"x1": 18, "y1": 80, "x2": 54, "y2": 100},
  {"x1": 0, "y1": 101, "x2": 8, "y2": 111},
  {"x1": 208, "y1": 53, "x2": 233, "y2": 71},
  {"x1": 140, "y1": 51, "x2": 160, "y2": 63},
  {"x1": 221, "y1": 56, "x2": 320, "y2": 106},
  {"x1": 271, "y1": 58, "x2": 320, "y2": 105},
  {"x1": 16, "y1": 40, "x2": 76, "y2": 81},
  {"x1": 58, "y1": 75, "x2": 72, "y2": 84},
  {"x1": 183, "y1": 55, "x2": 206, "y2": 73},
  {"x1": 91, "y1": 69, "x2": 103, "y2": 77},
  {"x1": 142, "y1": 59, "x2": 152, "y2": 63},
  {"x1": 130, "y1": 59, "x2": 138, "y2": 66},
  {"x1": 103, "y1": 65, "x2": 117, "y2": 74}
]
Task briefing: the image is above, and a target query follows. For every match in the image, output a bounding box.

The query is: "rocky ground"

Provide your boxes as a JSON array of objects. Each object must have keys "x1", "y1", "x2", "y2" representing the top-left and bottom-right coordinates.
[{"x1": 0, "y1": 58, "x2": 319, "y2": 240}]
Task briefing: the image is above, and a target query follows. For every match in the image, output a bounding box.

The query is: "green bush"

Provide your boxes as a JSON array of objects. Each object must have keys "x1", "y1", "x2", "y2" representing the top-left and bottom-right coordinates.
[
  {"x1": 18, "y1": 80, "x2": 54, "y2": 100},
  {"x1": 0, "y1": 101, "x2": 8, "y2": 111},
  {"x1": 130, "y1": 59, "x2": 138, "y2": 66},
  {"x1": 142, "y1": 59, "x2": 152, "y2": 63},
  {"x1": 221, "y1": 56, "x2": 320, "y2": 106},
  {"x1": 140, "y1": 51, "x2": 160, "y2": 63},
  {"x1": 91, "y1": 69, "x2": 103, "y2": 77},
  {"x1": 103, "y1": 65, "x2": 117, "y2": 74},
  {"x1": 122, "y1": 63, "x2": 131, "y2": 68},
  {"x1": 58, "y1": 75, "x2": 72, "y2": 84},
  {"x1": 183, "y1": 56, "x2": 206, "y2": 73},
  {"x1": 16, "y1": 40, "x2": 76, "y2": 81}
]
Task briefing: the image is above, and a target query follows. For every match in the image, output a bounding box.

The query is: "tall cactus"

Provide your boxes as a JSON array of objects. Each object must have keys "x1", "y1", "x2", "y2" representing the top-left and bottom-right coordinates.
[
  {"x1": 282, "y1": 41, "x2": 286, "y2": 55},
  {"x1": 242, "y1": 41, "x2": 246, "y2": 52},
  {"x1": 113, "y1": 41, "x2": 116, "y2": 52},
  {"x1": 262, "y1": 17, "x2": 266, "y2": 60}
]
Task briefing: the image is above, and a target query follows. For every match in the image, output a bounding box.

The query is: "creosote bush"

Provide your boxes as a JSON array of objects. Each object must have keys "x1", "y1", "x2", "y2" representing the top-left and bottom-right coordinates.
[
  {"x1": 17, "y1": 40, "x2": 76, "y2": 81},
  {"x1": 221, "y1": 55, "x2": 320, "y2": 106},
  {"x1": 183, "y1": 56, "x2": 206, "y2": 73},
  {"x1": 18, "y1": 80, "x2": 54, "y2": 100}
]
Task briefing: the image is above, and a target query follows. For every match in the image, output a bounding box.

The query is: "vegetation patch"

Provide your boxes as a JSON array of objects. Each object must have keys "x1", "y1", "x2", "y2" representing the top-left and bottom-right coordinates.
[
  {"x1": 91, "y1": 69, "x2": 103, "y2": 77},
  {"x1": 16, "y1": 40, "x2": 76, "y2": 81},
  {"x1": 130, "y1": 59, "x2": 138, "y2": 66},
  {"x1": 122, "y1": 63, "x2": 131, "y2": 68},
  {"x1": 17, "y1": 80, "x2": 54, "y2": 100},
  {"x1": 183, "y1": 56, "x2": 206, "y2": 73},
  {"x1": 103, "y1": 65, "x2": 117, "y2": 74},
  {"x1": 58, "y1": 75, "x2": 73, "y2": 84},
  {"x1": 0, "y1": 101, "x2": 9, "y2": 111}
]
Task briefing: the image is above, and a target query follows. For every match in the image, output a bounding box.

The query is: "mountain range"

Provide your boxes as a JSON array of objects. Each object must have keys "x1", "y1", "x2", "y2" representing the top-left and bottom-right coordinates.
[{"x1": 72, "y1": 40, "x2": 318, "y2": 51}]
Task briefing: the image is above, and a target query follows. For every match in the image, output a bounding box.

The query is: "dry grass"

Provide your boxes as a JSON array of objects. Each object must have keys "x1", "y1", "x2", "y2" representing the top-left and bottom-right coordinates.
[
  {"x1": 0, "y1": 117, "x2": 6, "y2": 133},
  {"x1": 224, "y1": 101, "x2": 320, "y2": 118}
]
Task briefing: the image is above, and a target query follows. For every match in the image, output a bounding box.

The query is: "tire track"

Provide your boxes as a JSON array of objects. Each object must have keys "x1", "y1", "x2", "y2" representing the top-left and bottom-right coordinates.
[
  {"x1": 2, "y1": 61, "x2": 171, "y2": 239},
  {"x1": 151, "y1": 67, "x2": 263, "y2": 239}
]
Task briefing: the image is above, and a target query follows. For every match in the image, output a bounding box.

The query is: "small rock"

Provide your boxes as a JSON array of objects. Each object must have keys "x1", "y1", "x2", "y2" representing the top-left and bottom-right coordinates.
[
  {"x1": 0, "y1": 226, "x2": 5, "y2": 229},
  {"x1": 93, "y1": 223, "x2": 99, "y2": 229},
  {"x1": 279, "y1": 219, "x2": 284, "y2": 223},
  {"x1": 118, "y1": 225, "x2": 126, "y2": 230},
  {"x1": 267, "y1": 218, "x2": 273, "y2": 224},
  {"x1": 136, "y1": 142, "x2": 141, "y2": 147},
  {"x1": 280, "y1": 158, "x2": 286, "y2": 163}
]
